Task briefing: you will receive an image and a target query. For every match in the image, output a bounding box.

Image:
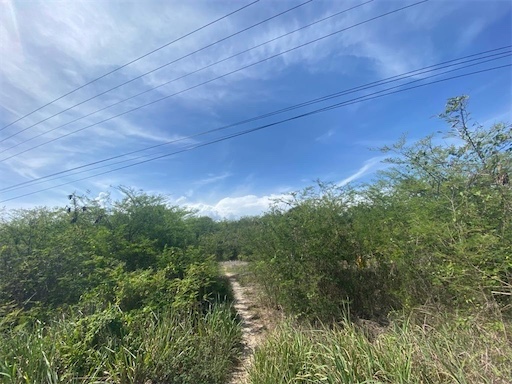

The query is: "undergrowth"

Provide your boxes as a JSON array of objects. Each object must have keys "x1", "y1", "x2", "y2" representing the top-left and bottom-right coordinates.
[
  {"x1": 249, "y1": 307, "x2": 512, "y2": 384},
  {"x1": 0, "y1": 304, "x2": 241, "y2": 384}
]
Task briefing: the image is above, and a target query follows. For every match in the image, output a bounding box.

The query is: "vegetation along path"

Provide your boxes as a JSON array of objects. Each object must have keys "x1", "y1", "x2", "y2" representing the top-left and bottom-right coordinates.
[{"x1": 221, "y1": 261, "x2": 272, "y2": 384}]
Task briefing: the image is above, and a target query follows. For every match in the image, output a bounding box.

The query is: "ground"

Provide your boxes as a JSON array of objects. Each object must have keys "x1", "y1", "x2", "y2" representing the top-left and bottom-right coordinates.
[{"x1": 220, "y1": 261, "x2": 281, "y2": 384}]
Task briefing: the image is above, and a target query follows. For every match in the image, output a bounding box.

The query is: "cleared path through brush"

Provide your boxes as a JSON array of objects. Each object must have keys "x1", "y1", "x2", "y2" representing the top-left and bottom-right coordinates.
[{"x1": 221, "y1": 261, "x2": 270, "y2": 384}]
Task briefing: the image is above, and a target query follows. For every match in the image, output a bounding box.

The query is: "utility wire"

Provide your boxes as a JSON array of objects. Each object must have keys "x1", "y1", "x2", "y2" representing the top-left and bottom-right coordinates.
[
  {"x1": 1, "y1": 63, "x2": 509, "y2": 204},
  {"x1": 0, "y1": 0, "x2": 428, "y2": 161},
  {"x1": 0, "y1": 0, "x2": 260, "y2": 133},
  {"x1": 14, "y1": 55, "x2": 510, "y2": 187},
  {"x1": 1, "y1": 49, "x2": 509, "y2": 193},
  {"x1": 0, "y1": 0, "x2": 313, "y2": 142},
  {"x1": 0, "y1": 0, "x2": 373, "y2": 153}
]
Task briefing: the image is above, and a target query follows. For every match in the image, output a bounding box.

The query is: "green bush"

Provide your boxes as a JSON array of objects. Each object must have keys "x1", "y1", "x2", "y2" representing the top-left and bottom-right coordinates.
[
  {"x1": 0, "y1": 189, "x2": 242, "y2": 383},
  {"x1": 245, "y1": 96, "x2": 511, "y2": 320},
  {"x1": 249, "y1": 184, "x2": 400, "y2": 320}
]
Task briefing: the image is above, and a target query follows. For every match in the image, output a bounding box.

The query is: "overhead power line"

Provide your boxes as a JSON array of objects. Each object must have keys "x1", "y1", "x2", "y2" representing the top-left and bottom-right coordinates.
[
  {"x1": 0, "y1": 0, "x2": 260, "y2": 133},
  {"x1": 1, "y1": 48, "x2": 509, "y2": 194},
  {"x1": 0, "y1": 0, "x2": 428, "y2": 161},
  {"x1": 11, "y1": 56, "x2": 509, "y2": 188},
  {"x1": 0, "y1": 0, "x2": 313, "y2": 142},
  {"x1": 1, "y1": 63, "x2": 509, "y2": 204},
  {"x1": 0, "y1": 0, "x2": 373, "y2": 154}
]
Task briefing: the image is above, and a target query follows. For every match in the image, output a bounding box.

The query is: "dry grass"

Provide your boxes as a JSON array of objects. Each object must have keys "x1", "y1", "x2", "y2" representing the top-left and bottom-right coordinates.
[{"x1": 249, "y1": 307, "x2": 512, "y2": 384}]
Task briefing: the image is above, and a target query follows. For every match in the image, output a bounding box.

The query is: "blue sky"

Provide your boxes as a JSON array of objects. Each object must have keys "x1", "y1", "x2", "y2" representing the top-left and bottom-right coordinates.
[{"x1": 0, "y1": 0, "x2": 511, "y2": 219}]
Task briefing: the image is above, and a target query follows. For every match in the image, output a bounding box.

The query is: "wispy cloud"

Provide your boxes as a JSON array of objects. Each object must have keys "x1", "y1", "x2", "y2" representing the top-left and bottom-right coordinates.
[
  {"x1": 176, "y1": 156, "x2": 388, "y2": 219},
  {"x1": 338, "y1": 156, "x2": 386, "y2": 186},
  {"x1": 193, "y1": 172, "x2": 232, "y2": 187},
  {"x1": 315, "y1": 128, "x2": 335, "y2": 143},
  {"x1": 1, "y1": 0, "x2": 507, "y2": 211},
  {"x1": 457, "y1": 19, "x2": 487, "y2": 50}
]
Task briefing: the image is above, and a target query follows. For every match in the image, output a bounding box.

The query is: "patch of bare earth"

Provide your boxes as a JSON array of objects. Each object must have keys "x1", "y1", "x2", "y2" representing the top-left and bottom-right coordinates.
[{"x1": 220, "y1": 261, "x2": 280, "y2": 384}]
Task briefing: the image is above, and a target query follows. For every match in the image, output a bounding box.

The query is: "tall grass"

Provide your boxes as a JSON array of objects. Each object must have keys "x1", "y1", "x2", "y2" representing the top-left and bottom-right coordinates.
[
  {"x1": 249, "y1": 310, "x2": 512, "y2": 384},
  {"x1": 0, "y1": 304, "x2": 241, "y2": 384}
]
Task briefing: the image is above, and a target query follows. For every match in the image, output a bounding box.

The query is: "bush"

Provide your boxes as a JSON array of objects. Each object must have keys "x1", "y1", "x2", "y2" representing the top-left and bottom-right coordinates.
[
  {"x1": 245, "y1": 96, "x2": 511, "y2": 320},
  {"x1": 249, "y1": 184, "x2": 399, "y2": 320}
]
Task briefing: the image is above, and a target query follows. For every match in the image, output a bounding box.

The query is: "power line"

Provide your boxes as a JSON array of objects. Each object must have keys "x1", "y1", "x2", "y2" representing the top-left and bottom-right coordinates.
[
  {"x1": 0, "y1": 0, "x2": 313, "y2": 143},
  {"x1": 4, "y1": 51, "x2": 511, "y2": 193},
  {"x1": 0, "y1": 0, "x2": 374, "y2": 154},
  {"x1": 1, "y1": 63, "x2": 509, "y2": 204},
  {"x1": 0, "y1": 0, "x2": 429, "y2": 161},
  {"x1": 13, "y1": 55, "x2": 507, "y2": 185},
  {"x1": 1, "y1": 49, "x2": 509, "y2": 193},
  {"x1": 0, "y1": 0, "x2": 260, "y2": 133},
  {"x1": 2, "y1": 64, "x2": 509, "y2": 203}
]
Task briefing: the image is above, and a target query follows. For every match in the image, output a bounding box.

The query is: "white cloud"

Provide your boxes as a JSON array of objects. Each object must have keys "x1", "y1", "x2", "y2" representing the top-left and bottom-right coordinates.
[
  {"x1": 0, "y1": 0, "x2": 501, "y2": 210},
  {"x1": 338, "y1": 156, "x2": 386, "y2": 186},
  {"x1": 0, "y1": 0, "x2": 456, "y2": 133},
  {"x1": 179, "y1": 193, "x2": 285, "y2": 220},
  {"x1": 175, "y1": 156, "x2": 388, "y2": 220},
  {"x1": 95, "y1": 191, "x2": 110, "y2": 208},
  {"x1": 193, "y1": 172, "x2": 232, "y2": 187}
]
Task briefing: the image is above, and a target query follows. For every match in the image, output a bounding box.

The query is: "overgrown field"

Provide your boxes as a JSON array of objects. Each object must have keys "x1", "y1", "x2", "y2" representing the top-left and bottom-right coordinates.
[
  {"x1": 249, "y1": 309, "x2": 512, "y2": 384},
  {"x1": 0, "y1": 189, "x2": 241, "y2": 383},
  {"x1": 1, "y1": 305, "x2": 240, "y2": 383},
  {"x1": 213, "y1": 97, "x2": 512, "y2": 383},
  {"x1": 1, "y1": 96, "x2": 511, "y2": 383},
  {"x1": 233, "y1": 97, "x2": 511, "y2": 319}
]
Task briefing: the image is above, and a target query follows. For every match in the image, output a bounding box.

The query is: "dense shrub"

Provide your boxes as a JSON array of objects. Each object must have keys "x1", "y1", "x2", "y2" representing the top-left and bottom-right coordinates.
[
  {"x1": 245, "y1": 96, "x2": 511, "y2": 320},
  {"x1": 0, "y1": 189, "x2": 241, "y2": 383}
]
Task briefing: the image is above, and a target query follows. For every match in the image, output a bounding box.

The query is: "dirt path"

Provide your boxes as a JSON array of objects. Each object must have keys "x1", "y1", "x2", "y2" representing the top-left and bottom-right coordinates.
[{"x1": 220, "y1": 261, "x2": 271, "y2": 384}]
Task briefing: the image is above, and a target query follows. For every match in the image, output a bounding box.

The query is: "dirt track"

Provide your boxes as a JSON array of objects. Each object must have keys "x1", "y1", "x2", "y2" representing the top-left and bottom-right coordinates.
[{"x1": 221, "y1": 261, "x2": 269, "y2": 384}]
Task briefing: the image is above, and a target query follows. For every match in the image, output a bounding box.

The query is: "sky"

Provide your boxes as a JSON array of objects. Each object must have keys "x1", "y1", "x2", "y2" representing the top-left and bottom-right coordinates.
[{"x1": 0, "y1": 0, "x2": 511, "y2": 219}]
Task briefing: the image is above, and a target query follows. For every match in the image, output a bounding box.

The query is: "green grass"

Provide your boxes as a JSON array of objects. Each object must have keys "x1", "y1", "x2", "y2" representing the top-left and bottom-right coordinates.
[
  {"x1": 249, "y1": 309, "x2": 512, "y2": 384},
  {"x1": 0, "y1": 304, "x2": 241, "y2": 384}
]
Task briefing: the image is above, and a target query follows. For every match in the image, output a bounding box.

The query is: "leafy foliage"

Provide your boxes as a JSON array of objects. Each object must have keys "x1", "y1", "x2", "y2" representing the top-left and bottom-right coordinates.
[
  {"x1": 0, "y1": 188, "x2": 241, "y2": 383},
  {"x1": 236, "y1": 96, "x2": 511, "y2": 320},
  {"x1": 200, "y1": 217, "x2": 260, "y2": 260},
  {"x1": 1, "y1": 95, "x2": 510, "y2": 383}
]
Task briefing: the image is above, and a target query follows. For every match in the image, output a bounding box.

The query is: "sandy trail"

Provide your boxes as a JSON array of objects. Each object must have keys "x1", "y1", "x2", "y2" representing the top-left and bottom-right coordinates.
[{"x1": 221, "y1": 261, "x2": 270, "y2": 384}]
